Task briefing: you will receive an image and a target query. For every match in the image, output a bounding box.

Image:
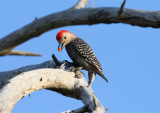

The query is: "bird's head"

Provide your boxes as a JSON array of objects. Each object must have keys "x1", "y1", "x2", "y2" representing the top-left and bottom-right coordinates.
[{"x1": 56, "y1": 30, "x2": 77, "y2": 51}]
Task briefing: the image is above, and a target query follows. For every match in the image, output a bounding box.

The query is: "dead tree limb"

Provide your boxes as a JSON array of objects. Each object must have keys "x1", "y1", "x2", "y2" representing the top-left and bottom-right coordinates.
[
  {"x1": 0, "y1": 2, "x2": 160, "y2": 56},
  {"x1": 0, "y1": 59, "x2": 106, "y2": 113},
  {"x1": 4, "y1": 50, "x2": 42, "y2": 56},
  {"x1": 71, "y1": 0, "x2": 89, "y2": 9}
]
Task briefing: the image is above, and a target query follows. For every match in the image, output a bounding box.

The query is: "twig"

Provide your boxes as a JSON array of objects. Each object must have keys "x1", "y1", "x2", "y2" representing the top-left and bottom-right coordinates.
[
  {"x1": 52, "y1": 54, "x2": 61, "y2": 66},
  {"x1": 71, "y1": 0, "x2": 89, "y2": 9},
  {"x1": 118, "y1": 0, "x2": 126, "y2": 17},
  {"x1": 91, "y1": 0, "x2": 94, "y2": 8},
  {"x1": 7, "y1": 50, "x2": 42, "y2": 56},
  {"x1": 62, "y1": 105, "x2": 89, "y2": 113},
  {"x1": 105, "y1": 108, "x2": 109, "y2": 111}
]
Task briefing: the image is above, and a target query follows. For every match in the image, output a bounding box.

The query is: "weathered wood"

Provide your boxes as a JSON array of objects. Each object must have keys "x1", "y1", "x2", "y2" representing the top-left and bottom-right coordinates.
[
  {"x1": 0, "y1": 61, "x2": 105, "y2": 113},
  {"x1": 0, "y1": 7, "x2": 160, "y2": 55}
]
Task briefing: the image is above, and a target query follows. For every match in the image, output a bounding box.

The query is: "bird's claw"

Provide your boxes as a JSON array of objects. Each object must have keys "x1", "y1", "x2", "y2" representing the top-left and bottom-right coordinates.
[
  {"x1": 62, "y1": 60, "x2": 72, "y2": 64},
  {"x1": 69, "y1": 66, "x2": 85, "y2": 77}
]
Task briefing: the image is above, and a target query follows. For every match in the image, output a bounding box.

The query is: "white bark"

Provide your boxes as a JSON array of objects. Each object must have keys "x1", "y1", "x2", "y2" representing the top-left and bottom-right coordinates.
[
  {"x1": 71, "y1": 0, "x2": 89, "y2": 9},
  {"x1": 0, "y1": 61, "x2": 105, "y2": 113},
  {"x1": 0, "y1": 60, "x2": 55, "y2": 88}
]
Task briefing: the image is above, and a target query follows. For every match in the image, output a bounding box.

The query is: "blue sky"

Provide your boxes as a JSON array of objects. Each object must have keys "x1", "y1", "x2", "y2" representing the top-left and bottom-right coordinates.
[{"x1": 0, "y1": 0, "x2": 160, "y2": 113}]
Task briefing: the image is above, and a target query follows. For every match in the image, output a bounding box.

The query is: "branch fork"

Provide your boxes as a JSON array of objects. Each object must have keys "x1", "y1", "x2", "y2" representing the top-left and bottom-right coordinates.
[{"x1": 118, "y1": 0, "x2": 126, "y2": 17}]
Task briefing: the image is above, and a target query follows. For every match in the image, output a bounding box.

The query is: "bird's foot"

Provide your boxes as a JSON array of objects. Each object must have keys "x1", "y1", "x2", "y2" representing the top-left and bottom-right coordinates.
[
  {"x1": 62, "y1": 60, "x2": 73, "y2": 65},
  {"x1": 68, "y1": 66, "x2": 86, "y2": 79},
  {"x1": 69, "y1": 67, "x2": 85, "y2": 76},
  {"x1": 51, "y1": 54, "x2": 85, "y2": 78},
  {"x1": 87, "y1": 84, "x2": 91, "y2": 87}
]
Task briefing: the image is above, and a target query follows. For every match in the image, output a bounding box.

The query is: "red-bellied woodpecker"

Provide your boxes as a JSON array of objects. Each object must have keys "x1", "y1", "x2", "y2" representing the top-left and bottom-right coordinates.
[{"x1": 56, "y1": 30, "x2": 108, "y2": 87}]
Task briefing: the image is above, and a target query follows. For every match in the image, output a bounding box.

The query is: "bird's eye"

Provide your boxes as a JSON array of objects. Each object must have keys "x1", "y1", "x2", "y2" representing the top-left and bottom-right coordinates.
[{"x1": 64, "y1": 36, "x2": 67, "y2": 39}]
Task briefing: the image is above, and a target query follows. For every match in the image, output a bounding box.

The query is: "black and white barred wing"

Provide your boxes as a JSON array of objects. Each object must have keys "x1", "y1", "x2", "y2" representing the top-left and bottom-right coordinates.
[{"x1": 72, "y1": 38, "x2": 103, "y2": 75}]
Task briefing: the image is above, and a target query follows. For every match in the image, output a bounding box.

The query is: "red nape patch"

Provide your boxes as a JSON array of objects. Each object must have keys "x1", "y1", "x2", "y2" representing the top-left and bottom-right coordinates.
[{"x1": 56, "y1": 30, "x2": 76, "y2": 41}]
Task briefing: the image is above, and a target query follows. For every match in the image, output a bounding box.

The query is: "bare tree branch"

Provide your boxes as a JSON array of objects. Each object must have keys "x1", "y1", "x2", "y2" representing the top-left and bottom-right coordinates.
[
  {"x1": 1, "y1": 50, "x2": 42, "y2": 56},
  {"x1": 0, "y1": 7, "x2": 160, "y2": 56},
  {"x1": 0, "y1": 6, "x2": 160, "y2": 56},
  {"x1": 71, "y1": 0, "x2": 89, "y2": 9},
  {"x1": 0, "y1": 61, "x2": 105, "y2": 113},
  {"x1": 118, "y1": 0, "x2": 126, "y2": 17},
  {"x1": 0, "y1": 61, "x2": 55, "y2": 88}
]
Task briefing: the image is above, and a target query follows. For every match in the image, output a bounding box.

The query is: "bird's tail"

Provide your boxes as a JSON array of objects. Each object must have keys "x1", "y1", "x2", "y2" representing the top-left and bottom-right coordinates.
[
  {"x1": 94, "y1": 68, "x2": 108, "y2": 83},
  {"x1": 100, "y1": 73, "x2": 108, "y2": 83}
]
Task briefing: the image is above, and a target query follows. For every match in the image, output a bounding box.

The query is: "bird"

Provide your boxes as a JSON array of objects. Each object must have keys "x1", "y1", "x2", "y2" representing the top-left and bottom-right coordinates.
[{"x1": 56, "y1": 30, "x2": 108, "y2": 87}]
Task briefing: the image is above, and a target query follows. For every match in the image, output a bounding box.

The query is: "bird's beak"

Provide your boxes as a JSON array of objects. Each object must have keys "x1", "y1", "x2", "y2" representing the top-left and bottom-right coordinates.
[{"x1": 58, "y1": 41, "x2": 65, "y2": 52}]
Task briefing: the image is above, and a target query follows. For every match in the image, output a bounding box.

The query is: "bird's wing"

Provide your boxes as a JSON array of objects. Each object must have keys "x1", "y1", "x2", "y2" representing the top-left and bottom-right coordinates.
[{"x1": 71, "y1": 38, "x2": 103, "y2": 75}]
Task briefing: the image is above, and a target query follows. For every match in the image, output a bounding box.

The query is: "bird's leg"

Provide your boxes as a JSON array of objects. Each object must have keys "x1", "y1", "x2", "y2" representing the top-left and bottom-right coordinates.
[
  {"x1": 69, "y1": 66, "x2": 85, "y2": 76},
  {"x1": 87, "y1": 71, "x2": 96, "y2": 87},
  {"x1": 62, "y1": 60, "x2": 73, "y2": 65},
  {"x1": 72, "y1": 67, "x2": 84, "y2": 78}
]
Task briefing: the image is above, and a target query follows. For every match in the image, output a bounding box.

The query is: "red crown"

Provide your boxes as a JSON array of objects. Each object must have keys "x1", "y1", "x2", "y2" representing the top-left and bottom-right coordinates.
[
  {"x1": 56, "y1": 30, "x2": 76, "y2": 41},
  {"x1": 56, "y1": 30, "x2": 68, "y2": 41}
]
